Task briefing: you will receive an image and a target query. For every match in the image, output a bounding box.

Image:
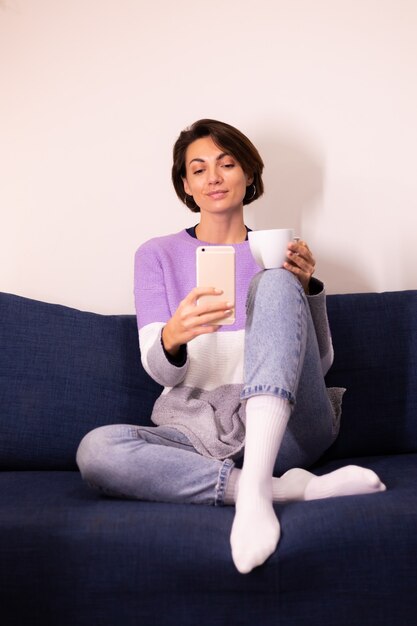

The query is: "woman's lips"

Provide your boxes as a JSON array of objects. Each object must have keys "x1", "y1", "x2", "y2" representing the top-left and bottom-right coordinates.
[{"x1": 207, "y1": 191, "x2": 228, "y2": 200}]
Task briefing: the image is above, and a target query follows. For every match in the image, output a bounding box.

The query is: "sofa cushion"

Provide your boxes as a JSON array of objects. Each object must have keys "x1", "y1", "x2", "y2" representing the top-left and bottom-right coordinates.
[
  {"x1": 1, "y1": 289, "x2": 417, "y2": 471},
  {"x1": 1, "y1": 455, "x2": 417, "y2": 625},
  {"x1": 0, "y1": 293, "x2": 161, "y2": 470},
  {"x1": 324, "y1": 290, "x2": 417, "y2": 460}
]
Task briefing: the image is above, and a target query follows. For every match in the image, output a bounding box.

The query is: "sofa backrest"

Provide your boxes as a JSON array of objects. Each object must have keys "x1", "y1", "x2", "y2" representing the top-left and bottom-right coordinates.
[
  {"x1": 1, "y1": 290, "x2": 416, "y2": 470},
  {"x1": 324, "y1": 289, "x2": 417, "y2": 461},
  {"x1": 0, "y1": 292, "x2": 162, "y2": 470}
]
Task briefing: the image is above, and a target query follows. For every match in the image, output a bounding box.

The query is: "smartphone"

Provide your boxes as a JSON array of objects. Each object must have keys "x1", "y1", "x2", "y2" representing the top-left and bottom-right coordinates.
[{"x1": 196, "y1": 245, "x2": 235, "y2": 325}]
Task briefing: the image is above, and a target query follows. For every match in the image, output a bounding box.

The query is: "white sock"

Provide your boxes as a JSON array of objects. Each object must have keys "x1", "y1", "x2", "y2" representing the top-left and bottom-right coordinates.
[
  {"x1": 272, "y1": 466, "x2": 386, "y2": 501},
  {"x1": 228, "y1": 465, "x2": 386, "y2": 504},
  {"x1": 272, "y1": 467, "x2": 313, "y2": 501},
  {"x1": 303, "y1": 465, "x2": 386, "y2": 500},
  {"x1": 230, "y1": 395, "x2": 291, "y2": 574}
]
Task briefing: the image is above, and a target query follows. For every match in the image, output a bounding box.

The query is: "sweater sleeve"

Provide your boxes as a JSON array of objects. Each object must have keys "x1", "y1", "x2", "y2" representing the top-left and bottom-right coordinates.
[
  {"x1": 306, "y1": 277, "x2": 334, "y2": 375},
  {"x1": 134, "y1": 242, "x2": 189, "y2": 387}
]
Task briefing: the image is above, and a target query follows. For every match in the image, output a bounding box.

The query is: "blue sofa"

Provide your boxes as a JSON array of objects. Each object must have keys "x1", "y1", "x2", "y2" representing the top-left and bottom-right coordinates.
[{"x1": 1, "y1": 289, "x2": 417, "y2": 626}]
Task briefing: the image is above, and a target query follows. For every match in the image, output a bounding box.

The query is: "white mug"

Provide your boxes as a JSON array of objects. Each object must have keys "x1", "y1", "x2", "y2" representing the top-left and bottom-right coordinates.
[{"x1": 248, "y1": 228, "x2": 294, "y2": 269}]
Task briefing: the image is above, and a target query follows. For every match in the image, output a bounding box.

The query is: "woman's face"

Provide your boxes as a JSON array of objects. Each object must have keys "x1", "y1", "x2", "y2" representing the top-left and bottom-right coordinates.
[{"x1": 182, "y1": 135, "x2": 253, "y2": 216}]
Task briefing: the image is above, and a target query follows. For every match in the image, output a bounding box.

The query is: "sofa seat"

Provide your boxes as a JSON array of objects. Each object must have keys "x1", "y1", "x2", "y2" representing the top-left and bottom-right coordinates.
[{"x1": 2, "y1": 453, "x2": 417, "y2": 626}]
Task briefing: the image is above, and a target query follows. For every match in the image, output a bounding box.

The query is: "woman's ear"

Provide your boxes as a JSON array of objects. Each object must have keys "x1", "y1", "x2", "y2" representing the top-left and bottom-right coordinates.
[
  {"x1": 246, "y1": 173, "x2": 254, "y2": 186},
  {"x1": 182, "y1": 177, "x2": 192, "y2": 196}
]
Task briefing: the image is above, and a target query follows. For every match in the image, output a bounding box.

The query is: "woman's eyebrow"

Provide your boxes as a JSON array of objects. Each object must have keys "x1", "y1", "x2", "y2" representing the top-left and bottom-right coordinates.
[
  {"x1": 189, "y1": 157, "x2": 205, "y2": 165},
  {"x1": 188, "y1": 152, "x2": 230, "y2": 166}
]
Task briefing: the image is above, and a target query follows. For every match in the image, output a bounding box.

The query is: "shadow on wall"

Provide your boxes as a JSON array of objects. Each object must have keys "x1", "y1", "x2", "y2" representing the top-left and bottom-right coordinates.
[
  {"x1": 245, "y1": 128, "x2": 373, "y2": 294},
  {"x1": 317, "y1": 254, "x2": 374, "y2": 295},
  {"x1": 245, "y1": 129, "x2": 323, "y2": 234}
]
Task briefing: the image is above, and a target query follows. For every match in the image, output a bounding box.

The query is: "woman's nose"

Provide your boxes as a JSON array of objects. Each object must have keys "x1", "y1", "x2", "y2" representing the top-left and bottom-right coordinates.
[{"x1": 207, "y1": 166, "x2": 222, "y2": 184}]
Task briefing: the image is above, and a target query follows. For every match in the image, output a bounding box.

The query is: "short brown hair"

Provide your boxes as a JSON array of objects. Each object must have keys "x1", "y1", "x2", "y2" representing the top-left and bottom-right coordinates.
[{"x1": 172, "y1": 119, "x2": 264, "y2": 213}]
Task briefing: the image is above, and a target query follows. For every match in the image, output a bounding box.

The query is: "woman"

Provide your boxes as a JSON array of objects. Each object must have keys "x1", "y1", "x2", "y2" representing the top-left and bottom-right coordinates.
[{"x1": 77, "y1": 119, "x2": 385, "y2": 574}]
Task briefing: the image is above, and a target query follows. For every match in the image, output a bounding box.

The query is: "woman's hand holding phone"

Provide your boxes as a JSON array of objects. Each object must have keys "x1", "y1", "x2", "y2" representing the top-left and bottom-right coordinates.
[{"x1": 161, "y1": 287, "x2": 233, "y2": 356}]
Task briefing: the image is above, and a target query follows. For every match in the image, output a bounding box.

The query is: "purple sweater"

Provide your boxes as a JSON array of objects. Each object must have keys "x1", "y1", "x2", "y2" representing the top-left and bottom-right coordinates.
[{"x1": 134, "y1": 229, "x2": 334, "y2": 460}]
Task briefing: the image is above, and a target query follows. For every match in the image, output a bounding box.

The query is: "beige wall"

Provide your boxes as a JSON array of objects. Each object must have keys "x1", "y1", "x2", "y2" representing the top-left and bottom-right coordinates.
[{"x1": 1, "y1": 0, "x2": 416, "y2": 313}]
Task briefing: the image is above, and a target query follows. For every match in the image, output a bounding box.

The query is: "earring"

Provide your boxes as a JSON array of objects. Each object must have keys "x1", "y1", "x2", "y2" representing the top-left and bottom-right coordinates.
[{"x1": 246, "y1": 183, "x2": 256, "y2": 201}]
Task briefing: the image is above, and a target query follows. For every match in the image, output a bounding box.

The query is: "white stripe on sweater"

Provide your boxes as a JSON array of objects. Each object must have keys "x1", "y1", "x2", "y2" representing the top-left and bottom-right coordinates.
[{"x1": 139, "y1": 322, "x2": 245, "y2": 391}]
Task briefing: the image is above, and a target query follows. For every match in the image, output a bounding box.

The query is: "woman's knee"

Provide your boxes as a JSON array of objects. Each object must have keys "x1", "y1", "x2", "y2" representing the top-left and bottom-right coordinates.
[
  {"x1": 251, "y1": 268, "x2": 300, "y2": 294},
  {"x1": 247, "y1": 268, "x2": 303, "y2": 313},
  {"x1": 76, "y1": 425, "x2": 116, "y2": 481}
]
